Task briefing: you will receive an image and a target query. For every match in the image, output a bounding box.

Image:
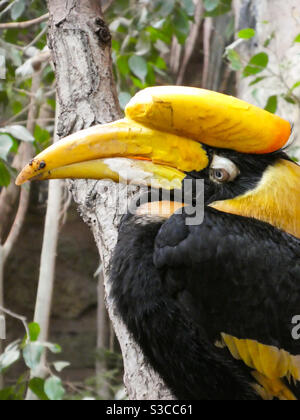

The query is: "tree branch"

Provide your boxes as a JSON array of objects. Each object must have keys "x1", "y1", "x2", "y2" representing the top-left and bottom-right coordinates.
[
  {"x1": 0, "y1": 305, "x2": 29, "y2": 340},
  {"x1": 0, "y1": 13, "x2": 49, "y2": 30},
  {"x1": 176, "y1": 0, "x2": 204, "y2": 85},
  {"x1": 0, "y1": 0, "x2": 18, "y2": 19},
  {"x1": 23, "y1": 26, "x2": 48, "y2": 52},
  {"x1": 2, "y1": 185, "x2": 30, "y2": 263},
  {"x1": 202, "y1": 17, "x2": 213, "y2": 88}
]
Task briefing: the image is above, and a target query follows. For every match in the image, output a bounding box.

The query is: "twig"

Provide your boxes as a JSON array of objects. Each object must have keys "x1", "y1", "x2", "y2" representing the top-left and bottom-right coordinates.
[
  {"x1": 3, "y1": 118, "x2": 55, "y2": 126},
  {"x1": 0, "y1": 38, "x2": 23, "y2": 51},
  {"x1": 0, "y1": 1, "x2": 9, "y2": 9},
  {"x1": 0, "y1": 0, "x2": 17, "y2": 19},
  {"x1": 45, "y1": 88, "x2": 56, "y2": 97},
  {"x1": 0, "y1": 104, "x2": 30, "y2": 126},
  {"x1": 59, "y1": 183, "x2": 72, "y2": 226},
  {"x1": 103, "y1": 0, "x2": 114, "y2": 13},
  {"x1": 23, "y1": 26, "x2": 48, "y2": 52},
  {"x1": 13, "y1": 87, "x2": 35, "y2": 97},
  {"x1": 0, "y1": 305, "x2": 30, "y2": 340},
  {"x1": 176, "y1": 0, "x2": 204, "y2": 85},
  {"x1": 170, "y1": 37, "x2": 181, "y2": 77},
  {"x1": 2, "y1": 186, "x2": 30, "y2": 263},
  {"x1": 202, "y1": 17, "x2": 213, "y2": 88},
  {"x1": 0, "y1": 13, "x2": 49, "y2": 30}
]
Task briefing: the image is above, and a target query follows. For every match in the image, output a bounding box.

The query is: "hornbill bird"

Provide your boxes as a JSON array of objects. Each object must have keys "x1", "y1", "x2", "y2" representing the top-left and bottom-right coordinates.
[{"x1": 16, "y1": 86, "x2": 300, "y2": 400}]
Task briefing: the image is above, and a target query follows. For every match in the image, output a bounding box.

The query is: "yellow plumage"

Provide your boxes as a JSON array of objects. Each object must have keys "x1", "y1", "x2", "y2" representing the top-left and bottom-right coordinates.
[
  {"x1": 221, "y1": 333, "x2": 300, "y2": 400},
  {"x1": 211, "y1": 159, "x2": 300, "y2": 239}
]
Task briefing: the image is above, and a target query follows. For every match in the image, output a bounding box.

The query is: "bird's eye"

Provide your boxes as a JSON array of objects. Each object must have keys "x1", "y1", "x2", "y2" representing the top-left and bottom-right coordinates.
[
  {"x1": 210, "y1": 168, "x2": 230, "y2": 182},
  {"x1": 209, "y1": 155, "x2": 240, "y2": 184}
]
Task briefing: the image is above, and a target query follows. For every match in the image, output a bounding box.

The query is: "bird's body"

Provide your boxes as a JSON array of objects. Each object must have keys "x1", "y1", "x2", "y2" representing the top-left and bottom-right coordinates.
[
  {"x1": 17, "y1": 86, "x2": 300, "y2": 400},
  {"x1": 110, "y1": 150, "x2": 300, "y2": 400}
]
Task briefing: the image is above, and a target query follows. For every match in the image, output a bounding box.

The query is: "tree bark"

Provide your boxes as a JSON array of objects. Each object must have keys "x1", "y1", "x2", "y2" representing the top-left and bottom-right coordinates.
[
  {"x1": 233, "y1": 0, "x2": 300, "y2": 145},
  {"x1": 46, "y1": 0, "x2": 173, "y2": 400}
]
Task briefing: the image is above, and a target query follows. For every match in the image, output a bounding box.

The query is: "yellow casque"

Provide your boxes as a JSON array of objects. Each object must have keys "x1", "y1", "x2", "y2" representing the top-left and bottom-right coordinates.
[{"x1": 126, "y1": 86, "x2": 291, "y2": 154}]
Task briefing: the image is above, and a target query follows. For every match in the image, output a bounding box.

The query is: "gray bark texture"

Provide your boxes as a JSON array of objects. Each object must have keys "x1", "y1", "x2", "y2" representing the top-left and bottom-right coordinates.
[
  {"x1": 46, "y1": 0, "x2": 173, "y2": 400},
  {"x1": 234, "y1": 0, "x2": 300, "y2": 148}
]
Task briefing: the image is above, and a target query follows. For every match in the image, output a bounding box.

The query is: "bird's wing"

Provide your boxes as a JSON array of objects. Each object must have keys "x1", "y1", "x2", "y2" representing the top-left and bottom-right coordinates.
[{"x1": 154, "y1": 207, "x2": 300, "y2": 400}]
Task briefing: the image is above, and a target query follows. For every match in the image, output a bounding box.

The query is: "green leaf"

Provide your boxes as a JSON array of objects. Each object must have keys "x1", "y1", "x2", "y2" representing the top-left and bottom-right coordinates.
[
  {"x1": 147, "y1": 25, "x2": 172, "y2": 45},
  {"x1": 146, "y1": 62, "x2": 156, "y2": 85},
  {"x1": 264, "y1": 95, "x2": 278, "y2": 114},
  {"x1": 0, "y1": 387, "x2": 14, "y2": 400},
  {"x1": 153, "y1": 19, "x2": 166, "y2": 30},
  {"x1": 0, "y1": 135, "x2": 13, "y2": 161},
  {"x1": 1, "y1": 125, "x2": 34, "y2": 142},
  {"x1": 251, "y1": 88, "x2": 261, "y2": 104},
  {"x1": 44, "y1": 342, "x2": 62, "y2": 354},
  {"x1": 204, "y1": 0, "x2": 219, "y2": 12},
  {"x1": 172, "y1": 8, "x2": 190, "y2": 45},
  {"x1": 289, "y1": 81, "x2": 300, "y2": 93},
  {"x1": 128, "y1": 55, "x2": 148, "y2": 82},
  {"x1": 44, "y1": 376, "x2": 65, "y2": 401},
  {"x1": 243, "y1": 52, "x2": 269, "y2": 77},
  {"x1": 111, "y1": 39, "x2": 120, "y2": 52},
  {"x1": 249, "y1": 76, "x2": 267, "y2": 86},
  {"x1": 238, "y1": 28, "x2": 256, "y2": 39},
  {"x1": 283, "y1": 95, "x2": 296, "y2": 105},
  {"x1": 34, "y1": 125, "x2": 51, "y2": 147},
  {"x1": 227, "y1": 49, "x2": 242, "y2": 71},
  {"x1": 10, "y1": 0, "x2": 25, "y2": 20},
  {"x1": 29, "y1": 378, "x2": 49, "y2": 401},
  {"x1": 155, "y1": 56, "x2": 167, "y2": 70},
  {"x1": 12, "y1": 101, "x2": 22, "y2": 115},
  {"x1": 204, "y1": 0, "x2": 232, "y2": 16},
  {"x1": 264, "y1": 31, "x2": 275, "y2": 48},
  {"x1": 294, "y1": 34, "x2": 300, "y2": 43},
  {"x1": 116, "y1": 55, "x2": 130, "y2": 77},
  {"x1": 130, "y1": 76, "x2": 145, "y2": 89},
  {"x1": 118, "y1": 92, "x2": 132, "y2": 110},
  {"x1": 53, "y1": 361, "x2": 71, "y2": 373},
  {"x1": 135, "y1": 36, "x2": 151, "y2": 56},
  {"x1": 28, "y1": 323, "x2": 41, "y2": 342},
  {"x1": 0, "y1": 341, "x2": 20, "y2": 373},
  {"x1": 159, "y1": 0, "x2": 176, "y2": 17},
  {"x1": 47, "y1": 98, "x2": 56, "y2": 110},
  {"x1": 154, "y1": 39, "x2": 170, "y2": 54},
  {"x1": 22, "y1": 342, "x2": 44, "y2": 370},
  {"x1": 182, "y1": 0, "x2": 195, "y2": 16},
  {"x1": 0, "y1": 161, "x2": 11, "y2": 187}
]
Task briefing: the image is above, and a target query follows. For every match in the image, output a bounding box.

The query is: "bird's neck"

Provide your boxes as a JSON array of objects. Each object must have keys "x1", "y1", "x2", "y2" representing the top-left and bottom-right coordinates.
[{"x1": 210, "y1": 159, "x2": 300, "y2": 239}]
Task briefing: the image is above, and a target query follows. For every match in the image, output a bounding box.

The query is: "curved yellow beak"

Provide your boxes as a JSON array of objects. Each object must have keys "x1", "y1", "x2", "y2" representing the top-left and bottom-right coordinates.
[{"x1": 16, "y1": 119, "x2": 208, "y2": 190}]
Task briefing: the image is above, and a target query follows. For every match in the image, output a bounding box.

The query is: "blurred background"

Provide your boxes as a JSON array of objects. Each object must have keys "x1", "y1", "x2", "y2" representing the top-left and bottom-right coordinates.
[{"x1": 0, "y1": 0, "x2": 300, "y2": 400}]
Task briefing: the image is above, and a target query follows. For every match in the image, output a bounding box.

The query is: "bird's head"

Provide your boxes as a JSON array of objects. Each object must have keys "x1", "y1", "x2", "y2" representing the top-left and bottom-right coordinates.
[{"x1": 16, "y1": 86, "x2": 299, "y2": 237}]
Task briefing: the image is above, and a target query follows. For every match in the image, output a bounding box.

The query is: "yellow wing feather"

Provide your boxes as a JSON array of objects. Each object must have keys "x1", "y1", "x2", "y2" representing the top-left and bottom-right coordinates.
[{"x1": 221, "y1": 333, "x2": 300, "y2": 400}]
